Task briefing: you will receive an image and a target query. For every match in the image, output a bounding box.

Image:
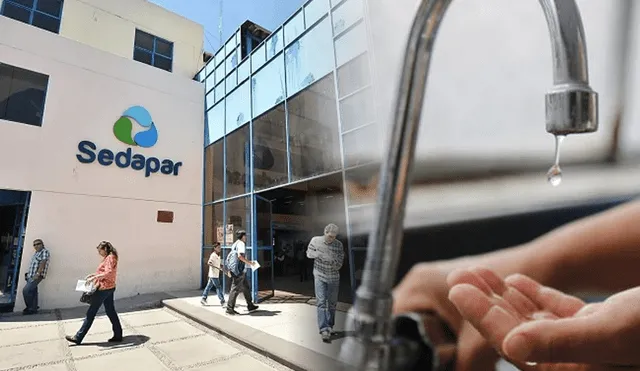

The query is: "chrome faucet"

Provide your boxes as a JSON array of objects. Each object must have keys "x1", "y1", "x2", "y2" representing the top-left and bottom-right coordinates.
[{"x1": 339, "y1": 0, "x2": 598, "y2": 370}]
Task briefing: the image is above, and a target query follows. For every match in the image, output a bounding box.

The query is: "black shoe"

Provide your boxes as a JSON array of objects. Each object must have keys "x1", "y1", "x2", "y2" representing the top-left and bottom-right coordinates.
[
  {"x1": 225, "y1": 309, "x2": 239, "y2": 315},
  {"x1": 65, "y1": 335, "x2": 80, "y2": 345},
  {"x1": 22, "y1": 309, "x2": 36, "y2": 315},
  {"x1": 247, "y1": 305, "x2": 259, "y2": 312},
  {"x1": 108, "y1": 336, "x2": 123, "y2": 343}
]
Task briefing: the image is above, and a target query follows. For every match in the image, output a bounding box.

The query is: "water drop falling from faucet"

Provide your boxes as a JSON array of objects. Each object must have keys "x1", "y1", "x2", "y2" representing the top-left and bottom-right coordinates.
[{"x1": 547, "y1": 135, "x2": 566, "y2": 187}]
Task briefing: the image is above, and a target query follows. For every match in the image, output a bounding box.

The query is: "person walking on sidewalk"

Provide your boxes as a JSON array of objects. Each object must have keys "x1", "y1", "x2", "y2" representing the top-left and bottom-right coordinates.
[
  {"x1": 225, "y1": 230, "x2": 259, "y2": 315},
  {"x1": 22, "y1": 239, "x2": 50, "y2": 315},
  {"x1": 201, "y1": 242, "x2": 226, "y2": 307},
  {"x1": 66, "y1": 241, "x2": 123, "y2": 345},
  {"x1": 307, "y1": 224, "x2": 344, "y2": 342}
]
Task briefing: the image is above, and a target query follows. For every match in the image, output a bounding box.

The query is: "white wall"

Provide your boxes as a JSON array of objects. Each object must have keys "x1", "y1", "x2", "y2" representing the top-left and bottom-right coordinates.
[
  {"x1": 364, "y1": 0, "x2": 629, "y2": 165},
  {"x1": 0, "y1": 16, "x2": 204, "y2": 310},
  {"x1": 57, "y1": 0, "x2": 204, "y2": 79}
]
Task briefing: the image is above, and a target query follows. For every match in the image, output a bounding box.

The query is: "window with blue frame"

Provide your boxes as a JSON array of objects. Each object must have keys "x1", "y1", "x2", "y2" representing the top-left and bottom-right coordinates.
[
  {"x1": 0, "y1": 0, "x2": 64, "y2": 34},
  {"x1": 133, "y1": 29, "x2": 174, "y2": 72}
]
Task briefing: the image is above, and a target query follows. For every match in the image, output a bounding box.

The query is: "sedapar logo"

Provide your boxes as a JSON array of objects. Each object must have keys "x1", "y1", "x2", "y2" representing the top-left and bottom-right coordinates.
[{"x1": 76, "y1": 106, "x2": 183, "y2": 177}]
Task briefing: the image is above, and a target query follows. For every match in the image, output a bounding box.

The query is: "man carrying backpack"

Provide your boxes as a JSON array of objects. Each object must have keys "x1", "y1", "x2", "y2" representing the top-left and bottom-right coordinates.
[{"x1": 225, "y1": 230, "x2": 259, "y2": 315}]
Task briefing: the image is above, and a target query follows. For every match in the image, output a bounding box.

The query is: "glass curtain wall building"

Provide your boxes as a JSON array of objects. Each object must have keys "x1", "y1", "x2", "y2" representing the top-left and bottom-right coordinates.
[{"x1": 197, "y1": 0, "x2": 380, "y2": 303}]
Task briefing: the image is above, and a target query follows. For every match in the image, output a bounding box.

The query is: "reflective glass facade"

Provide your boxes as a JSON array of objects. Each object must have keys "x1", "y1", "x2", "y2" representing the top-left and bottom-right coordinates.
[{"x1": 197, "y1": 0, "x2": 379, "y2": 301}]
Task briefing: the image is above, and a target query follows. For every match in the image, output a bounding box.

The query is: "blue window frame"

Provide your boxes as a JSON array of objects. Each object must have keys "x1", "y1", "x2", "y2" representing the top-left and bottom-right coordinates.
[
  {"x1": 133, "y1": 29, "x2": 174, "y2": 73},
  {"x1": 0, "y1": 0, "x2": 64, "y2": 34}
]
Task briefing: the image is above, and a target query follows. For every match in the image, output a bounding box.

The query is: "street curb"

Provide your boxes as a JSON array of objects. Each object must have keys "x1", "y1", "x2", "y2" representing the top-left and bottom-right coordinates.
[{"x1": 163, "y1": 298, "x2": 345, "y2": 371}]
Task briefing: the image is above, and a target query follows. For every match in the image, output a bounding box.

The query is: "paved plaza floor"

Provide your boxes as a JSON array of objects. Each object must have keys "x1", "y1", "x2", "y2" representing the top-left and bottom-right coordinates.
[{"x1": 0, "y1": 296, "x2": 292, "y2": 371}]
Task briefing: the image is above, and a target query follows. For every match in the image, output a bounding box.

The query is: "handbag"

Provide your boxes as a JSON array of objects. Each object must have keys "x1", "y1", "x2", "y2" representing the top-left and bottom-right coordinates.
[{"x1": 79, "y1": 280, "x2": 98, "y2": 304}]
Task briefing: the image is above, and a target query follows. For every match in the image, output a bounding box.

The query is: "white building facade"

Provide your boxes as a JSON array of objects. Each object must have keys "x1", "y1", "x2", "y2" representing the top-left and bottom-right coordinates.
[{"x1": 0, "y1": 0, "x2": 205, "y2": 311}]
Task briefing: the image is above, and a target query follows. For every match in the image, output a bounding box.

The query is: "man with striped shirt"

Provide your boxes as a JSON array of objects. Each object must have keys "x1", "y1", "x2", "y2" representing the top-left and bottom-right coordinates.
[
  {"x1": 307, "y1": 224, "x2": 344, "y2": 342},
  {"x1": 23, "y1": 239, "x2": 50, "y2": 315}
]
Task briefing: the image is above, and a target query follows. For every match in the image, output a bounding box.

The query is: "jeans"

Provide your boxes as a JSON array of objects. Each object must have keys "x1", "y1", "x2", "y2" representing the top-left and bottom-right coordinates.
[
  {"x1": 227, "y1": 272, "x2": 253, "y2": 310},
  {"x1": 22, "y1": 278, "x2": 40, "y2": 312},
  {"x1": 314, "y1": 278, "x2": 339, "y2": 333},
  {"x1": 202, "y1": 277, "x2": 225, "y2": 303},
  {"x1": 75, "y1": 288, "x2": 123, "y2": 343}
]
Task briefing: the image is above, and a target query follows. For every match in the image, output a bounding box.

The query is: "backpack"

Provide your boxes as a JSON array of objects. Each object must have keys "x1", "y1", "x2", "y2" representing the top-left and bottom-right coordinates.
[{"x1": 224, "y1": 241, "x2": 245, "y2": 276}]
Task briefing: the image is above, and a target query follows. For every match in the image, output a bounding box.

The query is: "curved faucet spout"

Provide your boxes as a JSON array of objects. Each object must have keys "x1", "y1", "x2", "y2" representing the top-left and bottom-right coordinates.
[{"x1": 339, "y1": 0, "x2": 599, "y2": 369}]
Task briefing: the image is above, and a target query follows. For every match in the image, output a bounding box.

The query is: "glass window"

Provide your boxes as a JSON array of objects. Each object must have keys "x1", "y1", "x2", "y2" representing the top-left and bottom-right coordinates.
[
  {"x1": 0, "y1": 62, "x2": 49, "y2": 127},
  {"x1": 32, "y1": 12, "x2": 59, "y2": 33},
  {"x1": 36, "y1": 0, "x2": 63, "y2": 16},
  {"x1": 226, "y1": 69, "x2": 237, "y2": 92},
  {"x1": 215, "y1": 50, "x2": 224, "y2": 66},
  {"x1": 205, "y1": 90, "x2": 215, "y2": 111},
  {"x1": 340, "y1": 87, "x2": 375, "y2": 131},
  {"x1": 215, "y1": 63, "x2": 225, "y2": 85},
  {"x1": 206, "y1": 102, "x2": 225, "y2": 145},
  {"x1": 343, "y1": 123, "x2": 379, "y2": 168},
  {"x1": 236, "y1": 30, "x2": 241, "y2": 45},
  {"x1": 155, "y1": 38, "x2": 173, "y2": 57},
  {"x1": 226, "y1": 51, "x2": 239, "y2": 74},
  {"x1": 215, "y1": 82, "x2": 225, "y2": 103},
  {"x1": 224, "y1": 196, "x2": 252, "y2": 248},
  {"x1": 253, "y1": 104, "x2": 288, "y2": 191},
  {"x1": 332, "y1": 0, "x2": 363, "y2": 35},
  {"x1": 330, "y1": 0, "x2": 344, "y2": 7},
  {"x1": 204, "y1": 142, "x2": 225, "y2": 203},
  {"x1": 251, "y1": 43, "x2": 266, "y2": 72},
  {"x1": 288, "y1": 74, "x2": 341, "y2": 180},
  {"x1": 336, "y1": 52, "x2": 370, "y2": 98},
  {"x1": 226, "y1": 125, "x2": 251, "y2": 197},
  {"x1": 195, "y1": 67, "x2": 205, "y2": 82},
  {"x1": 252, "y1": 54, "x2": 286, "y2": 118},
  {"x1": 225, "y1": 80, "x2": 251, "y2": 134},
  {"x1": 204, "y1": 60, "x2": 216, "y2": 78},
  {"x1": 285, "y1": 18, "x2": 333, "y2": 97},
  {"x1": 133, "y1": 29, "x2": 173, "y2": 72},
  {"x1": 238, "y1": 59, "x2": 250, "y2": 83},
  {"x1": 203, "y1": 203, "x2": 224, "y2": 245},
  {"x1": 304, "y1": 0, "x2": 328, "y2": 27},
  {"x1": 225, "y1": 36, "x2": 236, "y2": 56},
  {"x1": 205, "y1": 71, "x2": 216, "y2": 93},
  {"x1": 1, "y1": 0, "x2": 63, "y2": 34},
  {"x1": 133, "y1": 49, "x2": 152, "y2": 65},
  {"x1": 345, "y1": 163, "x2": 379, "y2": 207},
  {"x1": 335, "y1": 21, "x2": 367, "y2": 67},
  {"x1": 266, "y1": 28, "x2": 284, "y2": 60},
  {"x1": 284, "y1": 10, "x2": 304, "y2": 46}
]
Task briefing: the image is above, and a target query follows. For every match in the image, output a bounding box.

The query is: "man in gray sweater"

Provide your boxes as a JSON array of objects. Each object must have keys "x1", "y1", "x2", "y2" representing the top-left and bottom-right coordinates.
[{"x1": 307, "y1": 224, "x2": 344, "y2": 342}]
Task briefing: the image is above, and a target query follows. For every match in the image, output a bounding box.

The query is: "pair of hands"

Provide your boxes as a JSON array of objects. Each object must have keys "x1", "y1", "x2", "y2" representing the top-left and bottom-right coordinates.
[
  {"x1": 393, "y1": 264, "x2": 640, "y2": 370},
  {"x1": 85, "y1": 274, "x2": 98, "y2": 283}
]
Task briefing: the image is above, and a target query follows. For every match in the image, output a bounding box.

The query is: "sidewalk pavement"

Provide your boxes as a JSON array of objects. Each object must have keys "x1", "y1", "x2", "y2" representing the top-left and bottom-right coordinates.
[
  {"x1": 0, "y1": 292, "x2": 291, "y2": 371},
  {"x1": 163, "y1": 290, "x2": 347, "y2": 371},
  {"x1": 163, "y1": 290, "x2": 519, "y2": 371}
]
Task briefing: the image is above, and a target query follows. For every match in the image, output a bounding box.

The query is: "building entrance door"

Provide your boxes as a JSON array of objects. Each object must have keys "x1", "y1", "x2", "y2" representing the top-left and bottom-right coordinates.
[
  {"x1": 0, "y1": 190, "x2": 30, "y2": 312},
  {"x1": 252, "y1": 195, "x2": 274, "y2": 303}
]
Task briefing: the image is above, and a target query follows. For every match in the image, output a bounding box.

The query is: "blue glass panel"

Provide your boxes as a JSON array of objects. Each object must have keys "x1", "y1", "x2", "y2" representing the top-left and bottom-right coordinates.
[
  {"x1": 252, "y1": 54, "x2": 286, "y2": 118},
  {"x1": 285, "y1": 18, "x2": 333, "y2": 97},
  {"x1": 206, "y1": 103, "x2": 225, "y2": 145},
  {"x1": 225, "y1": 80, "x2": 251, "y2": 134},
  {"x1": 238, "y1": 59, "x2": 250, "y2": 83},
  {"x1": 265, "y1": 28, "x2": 283, "y2": 60},
  {"x1": 304, "y1": 0, "x2": 328, "y2": 27},
  {"x1": 332, "y1": 0, "x2": 363, "y2": 35},
  {"x1": 284, "y1": 10, "x2": 304, "y2": 46},
  {"x1": 251, "y1": 43, "x2": 266, "y2": 72},
  {"x1": 334, "y1": 20, "x2": 367, "y2": 67}
]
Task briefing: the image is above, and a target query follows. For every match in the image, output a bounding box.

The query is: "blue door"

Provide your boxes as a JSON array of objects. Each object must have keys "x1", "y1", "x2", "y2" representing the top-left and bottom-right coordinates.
[{"x1": 251, "y1": 194, "x2": 274, "y2": 303}]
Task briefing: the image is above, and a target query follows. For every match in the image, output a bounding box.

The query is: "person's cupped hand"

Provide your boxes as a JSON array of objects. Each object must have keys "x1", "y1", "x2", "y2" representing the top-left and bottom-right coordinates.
[{"x1": 447, "y1": 267, "x2": 640, "y2": 370}]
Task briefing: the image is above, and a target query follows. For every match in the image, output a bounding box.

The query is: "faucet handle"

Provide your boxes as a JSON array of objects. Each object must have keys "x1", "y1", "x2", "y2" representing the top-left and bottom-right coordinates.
[{"x1": 545, "y1": 85, "x2": 598, "y2": 135}]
